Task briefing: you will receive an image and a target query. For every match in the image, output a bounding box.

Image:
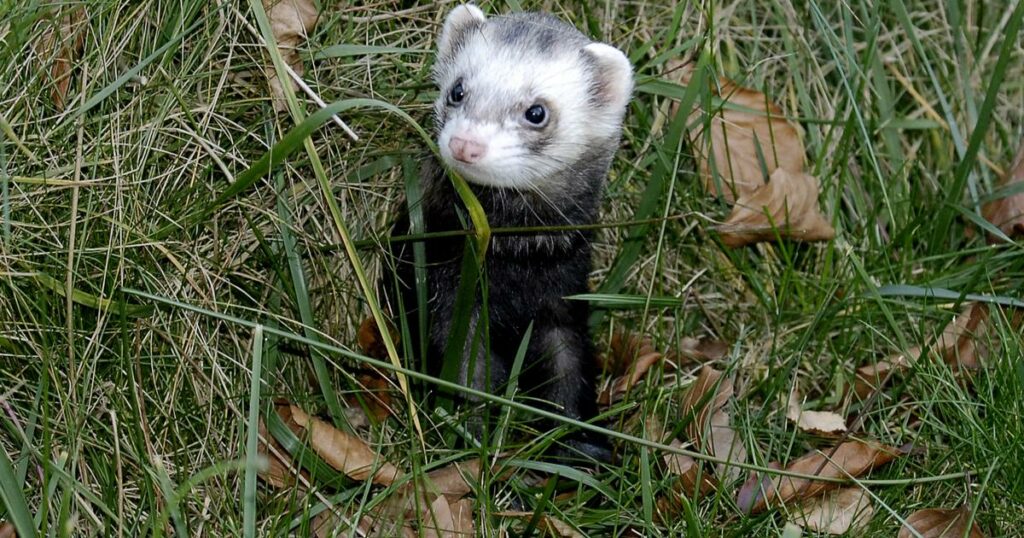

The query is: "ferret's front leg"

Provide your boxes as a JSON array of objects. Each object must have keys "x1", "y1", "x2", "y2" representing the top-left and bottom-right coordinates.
[{"x1": 534, "y1": 321, "x2": 611, "y2": 463}]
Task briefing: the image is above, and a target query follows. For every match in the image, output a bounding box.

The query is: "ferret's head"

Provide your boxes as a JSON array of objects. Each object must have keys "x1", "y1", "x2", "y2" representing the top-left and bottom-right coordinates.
[{"x1": 432, "y1": 5, "x2": 633, "y2": 192}]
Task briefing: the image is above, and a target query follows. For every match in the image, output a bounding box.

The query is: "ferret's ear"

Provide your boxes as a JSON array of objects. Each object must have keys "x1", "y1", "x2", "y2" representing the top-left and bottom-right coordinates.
[
  {"x1": 438, "y1": 4, "x2": 486, "y2": 58},
  {"x1": 582, "y1": 43, "x2": 634, "y2": 110}
]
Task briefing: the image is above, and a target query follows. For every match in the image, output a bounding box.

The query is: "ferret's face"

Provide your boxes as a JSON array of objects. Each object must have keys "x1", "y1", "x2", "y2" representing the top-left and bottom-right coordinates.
[{"x1": 432, "y1": 6, "x2": 633, "y2": 192}]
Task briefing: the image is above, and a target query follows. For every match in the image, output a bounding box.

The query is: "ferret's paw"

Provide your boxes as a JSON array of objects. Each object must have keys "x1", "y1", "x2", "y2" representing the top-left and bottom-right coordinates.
[{"x1": 550, "y1": 433, "x2": 615, "y2": 467}]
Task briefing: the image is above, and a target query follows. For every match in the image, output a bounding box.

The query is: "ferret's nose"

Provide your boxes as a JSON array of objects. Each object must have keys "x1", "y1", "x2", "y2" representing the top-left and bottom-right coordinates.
[{"x1": 449, "y1": 136, "x2": 487, "y2": 164}]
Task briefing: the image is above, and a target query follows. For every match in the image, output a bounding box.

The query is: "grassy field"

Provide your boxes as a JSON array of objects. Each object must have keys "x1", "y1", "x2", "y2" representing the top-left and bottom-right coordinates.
[{"x1": 2, "y1": 0, "x2": 1023, "y2": 536}]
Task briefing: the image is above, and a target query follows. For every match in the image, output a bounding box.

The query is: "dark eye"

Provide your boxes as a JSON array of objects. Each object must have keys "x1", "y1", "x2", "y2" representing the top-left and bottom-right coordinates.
[
  {"x1": 448, "y1": 81, "x2": 465, "y2": 105},
  {"x1": 524, "y1": 104, "x2": 547, "y2": 126}
]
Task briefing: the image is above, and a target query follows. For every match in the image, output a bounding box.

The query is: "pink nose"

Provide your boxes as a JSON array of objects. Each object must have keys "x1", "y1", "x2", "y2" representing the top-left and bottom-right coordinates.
[{"x1": 449, "y1": 136, "x2": 487, "y2": 164}]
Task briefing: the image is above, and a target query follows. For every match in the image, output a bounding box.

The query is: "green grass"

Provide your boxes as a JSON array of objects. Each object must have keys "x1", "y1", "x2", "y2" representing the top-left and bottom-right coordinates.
[{"x1": 2, "y1": 0, "x2": 1024, "y2": 536}]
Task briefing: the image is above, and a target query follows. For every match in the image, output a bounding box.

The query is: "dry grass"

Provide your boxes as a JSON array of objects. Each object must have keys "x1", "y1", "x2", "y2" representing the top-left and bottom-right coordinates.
[{"x1": 1, "y1": 0, "x2": 1023, "y2": 535}]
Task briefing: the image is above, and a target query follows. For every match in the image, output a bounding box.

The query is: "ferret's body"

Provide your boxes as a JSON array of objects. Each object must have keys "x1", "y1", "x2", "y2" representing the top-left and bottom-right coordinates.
[{"x1": 382, "y1": 5, "x2": 632, "y2": 462}]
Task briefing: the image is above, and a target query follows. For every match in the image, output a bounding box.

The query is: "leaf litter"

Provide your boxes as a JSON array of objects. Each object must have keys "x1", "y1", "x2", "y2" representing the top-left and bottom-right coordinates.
[
  {"x1": 668, "y1": 60, "x2": 806, "y2": 203},
  {"x1": 898, "y1": 506, "x2": 985, "y2": 538},
  {"x1": 981, "y1": 141, "x2": 1024, "y2": 241},
  {"x1": 262, "y1": 0, "x2": 319, "y2": 112}
]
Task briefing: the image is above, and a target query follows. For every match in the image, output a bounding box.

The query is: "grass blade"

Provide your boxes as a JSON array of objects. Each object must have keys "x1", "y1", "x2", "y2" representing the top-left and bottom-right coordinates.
[{"x1": 242, "y1": 326, "x2": 264, "y2": 538}]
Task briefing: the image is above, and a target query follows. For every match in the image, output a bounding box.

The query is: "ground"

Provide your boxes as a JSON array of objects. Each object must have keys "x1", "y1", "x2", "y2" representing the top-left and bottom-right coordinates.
[{"x1": 1, "y1": 0, "x2": 1023, "y2": 536}]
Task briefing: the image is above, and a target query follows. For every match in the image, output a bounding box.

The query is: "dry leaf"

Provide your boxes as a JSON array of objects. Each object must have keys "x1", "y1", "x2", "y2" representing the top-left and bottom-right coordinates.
[
  {"x1": 786, "y1": 390, "x2": 847, "y2": 435},
  {"x1": 370, "y1": 457, "x2": 502, "y2": 532},
  {"x1": 667, "y1": 60, "x2": 805, "y2": 202},
  {"x1": 737, "y1": 461, "x2": 782, "y2": 514},
  {"x1": 450, "y1": 499, "x2": 475, "y2": 537},
  {"x1": 716, "y1": 168, "x2": 835, "y2": 247},
  {"x1": 290, "y1": 405, "x2": 402, "y2": 485},
  {"x1": 358, "y1": 317, "x2": 399, "y2": 360},
  {"x1": 981, "y1": 142, "x2": 1024, "y2": 241},
  {"x1": 936, "y1": 303, "x2": 991, "y2": 370},
  {"x1": 495, "y1": 512, "x2": 584, "y2": 538},
  {"x1": 645, "y1": 416, "x2": 717, "y2": 511},
  {"x1": 257, "y1": 403, "x2": 314, "y2": 490},
  {"x1": 749, "y1": 440, "x2": 900, "y2": 514},
  {"x1": 898, "y1": 506, "x2": 985, "y2": 538},
  {"x1": 263, "y1": 0, "x2": 319, "y2": 112},
  {"x1": 679, "y1": 366, "x2": 747, "y2": 479},
  {"x1": 851, "y1": 347, "x2": 918, "y2": 400},
  {"x1": 423, "y1": 458, "x2": 486, "y2": 502},
  {"x1": 598, "y1": 331, "x2": 664, "y2": 405},
  {"x1": 793, "y1": 488, "x2": 874, "y2": 535},
  {"x1": 672, "y1": 337, "x2": 730, "y2": 365},
  {"x1": 421, "y1": 495, "x2": 457, "y2": 538},
  {"x1": 344, "y1": 372, "x2": 394, "y2": 421},
  {"x1": 37, "y1": 8, "x2": 86, "y2": 110}
]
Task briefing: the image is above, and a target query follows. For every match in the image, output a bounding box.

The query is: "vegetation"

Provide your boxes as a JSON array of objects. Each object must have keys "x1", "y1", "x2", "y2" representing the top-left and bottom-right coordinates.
[{"x1": 1, "y1": 0, "x2": 1022, "y2": 535}]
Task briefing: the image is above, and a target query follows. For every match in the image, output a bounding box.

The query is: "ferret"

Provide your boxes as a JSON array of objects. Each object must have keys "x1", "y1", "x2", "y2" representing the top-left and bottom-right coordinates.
[{"x1": 381, "y1": 4, "x2": 633, "y2": 463}]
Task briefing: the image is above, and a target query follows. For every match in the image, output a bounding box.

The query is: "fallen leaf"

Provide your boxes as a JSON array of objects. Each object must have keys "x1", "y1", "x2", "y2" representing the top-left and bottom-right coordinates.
[
  {"x1": 37, "y1": 8, "x2": 86, "y2": 110},
  {"x1": 736, "y1": 461, "x2": 782, "y2": 514},
  {"x1": 981, "y1": 142, "x2": 1024, "y2": 241},
  {"x1": 851, "y1": 347, "x2": 918, "y2": 400},
  {"x1": 935, "y1": 303, "x2": 991, "y2": 370},
  {"x1": 679, "y1": 366, "x2": 747, "y2": 479},
  {"x1": 645, "y1": 416, "x2": 717, "y2": 512},
  {"x1": 667, "y1": 60, "x2": 806, "y2": 202},
  {"x1": 450, "y1": 498, "x2": 475, "y2": 536},
  {"x1": 257, "y1": 403, "x2": 314, "y2": 490},
  {"x1": 262, "y1": 0, "x2": 319, "y2": 112},
  {"x1": 290, "y1": 405, "x2": 402, "y2": 485},
  {"x1": 898, "y1": 506, "x2": 985, "y2": 538},
  {"x1": 358, "y1": 317, "x2": 399, "y2": 360},
  {"x1": 421, "y1": 495, "x2": 457, "y2": 538},
  {"x1": 793, "y1": 488, "x2": 874, "y2": 535},
  {"x1": 786, "y1": 390, "x2": 847, "y2": 435},
  {"x1": 749, "y1": 440, "x2": 900, "y2": 513},
  {"x1": 716, "y1": 168, "x2": 836, "y2": 247},
  {"x1": 598, "y1": 331, "x2": 664, "y2": 405},
  {"x1": 344, "y1": 372, "x2": 394, "y2": 421},
  {"x1": 423, "y1": 458, "x2": 486, "y2": 502},
  {"x1": 495, "y1": 512, "x2": 584, "y2": 538}
]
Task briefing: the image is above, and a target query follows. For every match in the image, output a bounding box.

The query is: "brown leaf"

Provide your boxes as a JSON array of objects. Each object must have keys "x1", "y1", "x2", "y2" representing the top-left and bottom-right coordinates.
[
  {"x1": 495, "y1": 512, "x2": 584, "y2": 538},
  {"x1": 290, "y1": 405, "x2": 402, "y2": 485},
  {"x1": 450, "y1": 499, "x2": 475, "y2": 537},
  {"x1": 598, "y1": 331, "x2": 664, "y2": 405},
  {"x1": 898, "y1": 506, "x2": 985, "y2": 538},
  {"x1": 679, "y1": 366, "x2": 747, "y2": 479},
  {"x1": 935, "y1": 303, "x2": 991, "y2": 370},
  {"x1": 981, "y1": 142, "x2": 1024, "y2": 241},
  {"x1": 667, "y1": 60, "x2": 805, "y2": 202},
  {"x1": 257, "y1": 403, "x2": 312, "y2": 490},
  {"x1": 344, "y1": 373, "x2": 394, "y2": 421},
  {"x1": 716, "y1": 168, "x2": 835, "y2": 248},
  {"x1": 736, "y1": 461, "x2": 782, "y2": 514},
  {"x1": 751, "y1": 440, "x2": 900, "y2": 513},
  {"x1": 604, "y1": 330, "x2": 658, "y2": 376},
  {"x1": 37, "y1": 8, "x2": 86, "y2": 110},
  {"x1": 424, "y1": 458, "x2": 485, "y2": 502},
  {"x1": 663, "y1": 337, "x2": 731, "y2": 369},
  {"x1": 421, "y1": 495, "x2": 457, "y2": 538},
  {"x1": 793, "y1": 488, "x2": 874, "y2": 535},
  {"x1": 263, "y1": 0, "x2": 319, "y2": 112},
  {"x1": 851, "y1": 347, "x2": 918, "y2": 400},
  {"x1": 358, "y1": 317, "x2": 399, "y2": 360},
  {"x1": 645, "y1": 416, "x2": 717, "y2": 509},
  {"x1": 786, "y1": 390, "x2": 847, "y2": 436}
]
